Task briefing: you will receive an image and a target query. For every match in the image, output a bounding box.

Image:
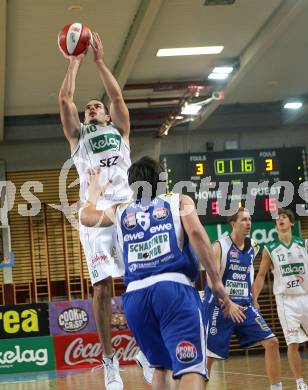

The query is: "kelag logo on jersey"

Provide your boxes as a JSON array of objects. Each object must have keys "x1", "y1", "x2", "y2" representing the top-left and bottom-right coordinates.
[
  {"x1": 176, "y1": 341, "x2": 197, "y2": 364},
  {"x1": 123, "y1": 213, "x2": 137, "y2": 230},
  {"x1": 89, "y1": 133, "x2": 121, "y2": 154},
  {"x1": 280, "y1": 263, "x2": 305, "y2": 277},
  {"x1": 58, "y1": 308, "x2": 89, "y2": 333},
  {"x1": 153, "y1": 207, "x2": 169, "y2": 221}
]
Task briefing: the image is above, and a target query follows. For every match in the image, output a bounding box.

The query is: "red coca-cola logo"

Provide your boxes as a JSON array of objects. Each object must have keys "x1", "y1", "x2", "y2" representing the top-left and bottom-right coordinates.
[{"x1": 54, "y1": 331, "x2": 139, "y2": 370}]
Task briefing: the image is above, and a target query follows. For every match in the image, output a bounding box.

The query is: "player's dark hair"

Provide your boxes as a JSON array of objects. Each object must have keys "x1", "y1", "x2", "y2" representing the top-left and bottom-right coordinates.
[
  {"x1": 227, "y1": 207, "x2": 249, "y2": 224},
  {"x1": 128, "y1": 156, "x2": 161, "y2": 200},
  {"x1": 277, "y1": 208, "x2": 295, "y2": 224}
]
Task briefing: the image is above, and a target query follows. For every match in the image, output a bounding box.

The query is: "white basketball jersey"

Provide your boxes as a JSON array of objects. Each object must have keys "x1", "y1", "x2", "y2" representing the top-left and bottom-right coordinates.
[
  {"x1": 72, "y1": 123, "x2": 132, "y2": 209},
  {"x1": 265, "y1": 236, "x2": 308, "y2": 295}
]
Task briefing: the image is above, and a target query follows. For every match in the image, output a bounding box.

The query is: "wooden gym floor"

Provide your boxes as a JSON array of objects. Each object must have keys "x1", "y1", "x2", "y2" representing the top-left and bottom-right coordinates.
[{"x1": 0, "y1": 354, "x2": 306, "y2": 389}]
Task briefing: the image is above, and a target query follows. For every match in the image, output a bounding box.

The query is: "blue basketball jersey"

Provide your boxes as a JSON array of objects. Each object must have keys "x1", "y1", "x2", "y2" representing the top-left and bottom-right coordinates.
[
  {"x1": 206, "y1": 235, "x2": 259, "y2": 305},
  {"x1": 116, "y1": 193, "x2": 199, "y2": 285}
]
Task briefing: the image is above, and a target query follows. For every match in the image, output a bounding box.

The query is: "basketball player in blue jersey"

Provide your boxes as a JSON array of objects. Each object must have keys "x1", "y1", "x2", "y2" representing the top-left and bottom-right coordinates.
[
  {"x1": 204, "y1": 208, "x2": 283, "y2": 389},
  {"x1": 79, "y1": 156, "x2": 245, "y2": 390},
  {"x1": 58, "y1": 32, "x2": 150, "y2": 389}
]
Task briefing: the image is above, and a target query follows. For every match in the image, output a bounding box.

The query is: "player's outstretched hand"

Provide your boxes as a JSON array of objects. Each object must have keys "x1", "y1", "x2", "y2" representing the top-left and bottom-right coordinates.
[
  {"x1": 58, "y1": 41, "x2": 87, "y2": 62},
  {"x1": 221, "y1": 299, "x2": 246, "y2": 323},
  {"x1": 90, "y1": 32, "x2": 104, "y2": 62},
  {"x1": 87, "y1": 167, "x2": 112, "y2": 204}
]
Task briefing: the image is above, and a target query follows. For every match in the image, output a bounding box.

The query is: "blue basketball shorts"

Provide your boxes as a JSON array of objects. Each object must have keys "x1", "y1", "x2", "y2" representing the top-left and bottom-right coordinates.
[
  {"x1": 205, "y1": 303, "x2": 274, "y2": 359},
  {"x1": 123, "y1": 281, "x2": 208, "y2": 378}
]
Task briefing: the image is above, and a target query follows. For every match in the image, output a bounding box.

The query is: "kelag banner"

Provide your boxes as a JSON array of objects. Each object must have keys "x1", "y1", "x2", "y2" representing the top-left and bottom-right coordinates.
[
  {"x1": 54, "y1": 330, "x2": 138, "y2": 370},
  {"x1": 0, "y1": 336, "x2": 55, "y2": 374},
  {"x1": 49, "y1": 299, "x2": 96, "y2": 336},
  {"x1": 0, "y1": 303, "x2": 49, "y2": 339},
  {"x1": 204, "y1": 220, "x2": 300, "y2": 247}
]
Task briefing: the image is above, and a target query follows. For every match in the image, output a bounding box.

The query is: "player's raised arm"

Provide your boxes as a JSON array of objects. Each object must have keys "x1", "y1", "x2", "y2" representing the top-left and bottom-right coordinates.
[
  {"x1": 58, "y1": 52, "x2": 84, "y2": 150},
  {"x1": 91, "y1": 32, "x2": 130, "y2": 143}
]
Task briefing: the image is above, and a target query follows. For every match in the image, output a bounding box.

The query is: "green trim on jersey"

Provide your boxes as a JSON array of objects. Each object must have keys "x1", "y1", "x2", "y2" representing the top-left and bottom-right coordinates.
[{"x1": 265, "y1": 235, "x2": 305, "y2": 254}]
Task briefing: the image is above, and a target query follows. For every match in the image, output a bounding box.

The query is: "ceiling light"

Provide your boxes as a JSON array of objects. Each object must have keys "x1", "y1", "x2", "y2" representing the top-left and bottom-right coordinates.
[
  {"x1": 204, "y1": 0, "x2": 236, "y2": 5},
  {"x1": 181, "y1": 103, "x2": 202, "y2": 115},
  {"x1": 284, "y1": 102, "x2": 303, "y2": 110},
  {"x1": 208, "y1": 73, "x2": 229, "y2": 80},
  {"x1": 212, "y1": 66, "x2": 233, "y2": 74},
  {"x1": 68, "y1": 4, "x2": 82, "y2": 11},
  {"x1": 156, "y1": 46, "x2": 224, "y2": 57}
]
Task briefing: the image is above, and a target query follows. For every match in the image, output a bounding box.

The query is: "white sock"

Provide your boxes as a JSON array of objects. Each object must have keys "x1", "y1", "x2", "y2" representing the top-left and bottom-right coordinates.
[
  {"x1": 296, "y1": 378, "x2": 305, "y2": 385},
  {"x1": 270, "y1": 383, "x2": 282, "y2": 390}
]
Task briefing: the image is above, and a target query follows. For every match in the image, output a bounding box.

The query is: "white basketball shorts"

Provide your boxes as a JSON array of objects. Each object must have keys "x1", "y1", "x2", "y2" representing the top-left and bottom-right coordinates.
[{"x1": 275, "y1": 294, "x2": 308, "y2": 345}]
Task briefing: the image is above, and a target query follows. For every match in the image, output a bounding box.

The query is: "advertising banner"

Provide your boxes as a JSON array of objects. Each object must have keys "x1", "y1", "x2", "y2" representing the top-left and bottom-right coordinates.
[
  {"x1": 49, "y1": 299, "x2": 96, "y2": 336},
  {"x1": 204, "y1": 220, "x2": 300, "y2": 247},
  {"x1": 0, "y1": 303, "x2": 49, "y2": 339},
  {"x1": 0, "y1": 336, "x2": 55, "y2": 374},
  {"x1": 54, "y1": 330, "x2": 138, "y2": 370},
  {"x1": 49, "y1": 297, "x2": 128, "y2": 336},
  {"x1": 111, "y1": 296, "x2": 128, "y2": 330},
  {"x1": 0, "y1": 251, "x2": 14, "y2": 268}
]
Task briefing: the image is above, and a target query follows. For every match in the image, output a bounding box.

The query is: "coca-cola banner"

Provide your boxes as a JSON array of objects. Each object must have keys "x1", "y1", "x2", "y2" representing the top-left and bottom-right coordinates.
[
  {"x1": 54, "y1": 330, "x2": 139, "y2": 370},
  {"x1": 49, "y1": 299, "x2": 96, "y2": 336},
  {"x1": 0, "y1": 336, "x2": 55, "y2": 374}
]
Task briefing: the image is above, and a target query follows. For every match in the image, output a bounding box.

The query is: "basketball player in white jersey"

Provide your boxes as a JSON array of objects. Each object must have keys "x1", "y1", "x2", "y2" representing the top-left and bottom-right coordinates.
[
  {"x1": 58, "y1": 32, "x2": 151, "y2": 390},
  {"x1": 253, "y1": 209, "x2": 308, "y2": 390}
]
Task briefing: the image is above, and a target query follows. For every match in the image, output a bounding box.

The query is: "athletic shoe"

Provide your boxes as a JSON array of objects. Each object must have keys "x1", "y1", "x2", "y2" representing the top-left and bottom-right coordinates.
[
  {"x1": 297, "y1": 382, "x2": 308, "y2": 390},
  {"x1": 135, "y1": 350, "x2": 154, "y2": 384},
  {"x1": 102, "y1": 355, "x2": 123, "y2": 390}
]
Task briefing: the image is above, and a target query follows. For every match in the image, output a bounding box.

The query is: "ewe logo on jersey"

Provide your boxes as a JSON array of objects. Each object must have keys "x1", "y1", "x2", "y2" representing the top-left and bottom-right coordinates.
[
  {"x1": 127, "y1": 233, "x2": 170, "y2": 263},
  {"x1": 176, "y1": 341, "x2": 197, "y2": 364},
  {"x1": 123, "y1": 232, "x2": 144, "y2": 242},
  {"x1": 89, "y1": 133, "x2": 121, "y2": 154}
]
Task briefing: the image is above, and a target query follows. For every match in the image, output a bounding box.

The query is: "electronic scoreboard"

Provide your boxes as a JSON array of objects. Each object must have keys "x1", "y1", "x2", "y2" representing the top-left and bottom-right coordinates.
[{"x1": 161, "y1": 147, "x2": 307, "y2": 223}]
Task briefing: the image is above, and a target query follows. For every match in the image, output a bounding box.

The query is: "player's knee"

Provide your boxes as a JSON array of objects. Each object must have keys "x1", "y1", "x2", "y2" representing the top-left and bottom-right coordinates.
[
  {"x1": 288, "y1": 342, "x2": 299, "y2": 352},
  {"x1": 264, "y1": 336, "x2": 279, "y2": 350},
  {"x1": 93, "y1": 277, "x2": 113, "y2": 300}
]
